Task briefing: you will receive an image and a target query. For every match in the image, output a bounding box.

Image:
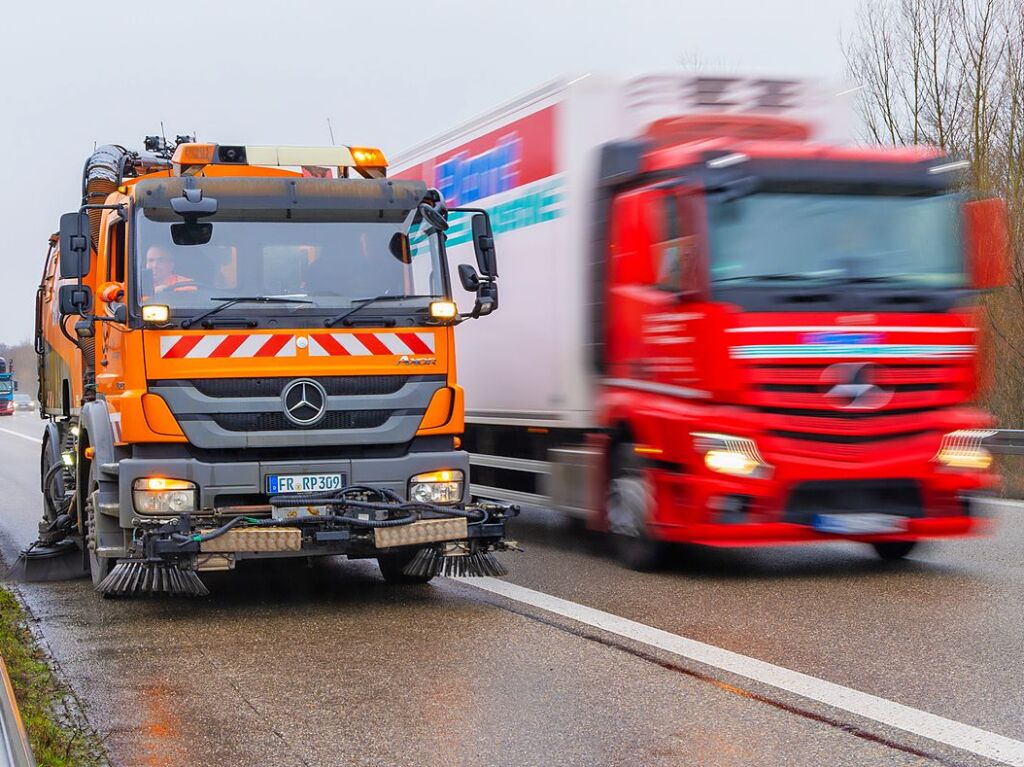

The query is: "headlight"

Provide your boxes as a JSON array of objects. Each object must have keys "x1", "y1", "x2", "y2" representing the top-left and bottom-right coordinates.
[
  {"x1": 408, "y1": 469, "x2": 464, "y2": 505},
  {"x1": 133, "y1": 477, "x2": 198, "y2": 514},
  {"x1": 935, "y1": 430, "x2": 995, "y2": 470},
  {"x1": 691, "y1": 433, "x2": 772, "y2": 478}
]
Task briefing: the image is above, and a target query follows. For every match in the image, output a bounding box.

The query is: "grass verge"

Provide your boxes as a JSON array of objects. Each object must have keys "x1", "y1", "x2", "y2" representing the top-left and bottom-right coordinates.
[{"x1": 0, "y1": 587, "x2": 104, "y2": 766}]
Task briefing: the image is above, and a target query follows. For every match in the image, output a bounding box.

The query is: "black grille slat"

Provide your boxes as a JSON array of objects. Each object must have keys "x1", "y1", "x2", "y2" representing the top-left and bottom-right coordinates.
[
  {"x1": 151, "y1": 375, "x2": 442, "y2": 399},
  {"x1": 769, "y1": 429, "x2": 928, "y2": 444},
  {"x1": 759, "y1": 383, "x2": 942, "y2": 393},
  {"x1": 211, "y1": 410, "x2": 396, "y2": 432}
]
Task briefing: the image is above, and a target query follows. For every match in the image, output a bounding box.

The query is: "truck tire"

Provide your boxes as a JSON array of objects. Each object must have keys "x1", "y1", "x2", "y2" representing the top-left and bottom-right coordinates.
[
  {"x1": 607, "y1": 443, "x2": 663, "y2": 571},
  {"x1": 377, "y1": 549, "x2": 434, "y2": 584},
  {"x1": 84, "y1": 464, "x2": 115, "y2": 587},
  {"x1": 870, "y1": 541, "x2": 918, "y2": 561}
]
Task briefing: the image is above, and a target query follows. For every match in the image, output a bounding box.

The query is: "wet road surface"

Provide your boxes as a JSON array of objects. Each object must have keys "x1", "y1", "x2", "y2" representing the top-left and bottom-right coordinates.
[{"x1": 0, "y1": 413, "x2": 1021, "y2": 766}]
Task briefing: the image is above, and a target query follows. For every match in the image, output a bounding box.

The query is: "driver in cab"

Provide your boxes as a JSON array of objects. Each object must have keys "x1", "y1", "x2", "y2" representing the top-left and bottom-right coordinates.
[{"x1": 146, "y1": 245, "x2": 196, "y2": 294}]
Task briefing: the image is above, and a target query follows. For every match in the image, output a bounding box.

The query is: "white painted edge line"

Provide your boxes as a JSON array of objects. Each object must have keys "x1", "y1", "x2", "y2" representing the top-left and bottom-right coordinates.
[
  {"x1": 0, "y1": 429, "x2": 41, "y2": 445},
  {"x1": 464, "y1": 577, "x2": 1024, "y2": 766}
]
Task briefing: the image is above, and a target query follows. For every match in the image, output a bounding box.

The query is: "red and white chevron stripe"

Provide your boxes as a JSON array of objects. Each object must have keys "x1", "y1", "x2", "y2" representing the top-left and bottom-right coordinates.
[
  {"x1": 158, "y1": 332, "x2": 437, "y2": 359},
  {"x1": 309, "y1": 332, "x2": 436, "y2": 357},
  {"x1": 159, "y1": 334, "x2": 297, "y2": 359}
]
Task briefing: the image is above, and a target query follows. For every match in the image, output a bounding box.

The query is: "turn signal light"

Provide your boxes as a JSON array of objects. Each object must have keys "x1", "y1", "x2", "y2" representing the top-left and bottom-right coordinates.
[{"x1": 139, "y1": 478, "x2": 193, "y2": 491}]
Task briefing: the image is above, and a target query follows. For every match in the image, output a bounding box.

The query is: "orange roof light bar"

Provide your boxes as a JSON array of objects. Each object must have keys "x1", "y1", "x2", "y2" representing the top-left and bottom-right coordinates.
[
  {"x1": 350, "y1": 146, "x2": 388, "y2": 168},
  {"x1": 171, "y1": 143, "x2": 216, "y2": 166},
  {"x1": 171, "y1": 143, "x2": 387, "y2": 172}
]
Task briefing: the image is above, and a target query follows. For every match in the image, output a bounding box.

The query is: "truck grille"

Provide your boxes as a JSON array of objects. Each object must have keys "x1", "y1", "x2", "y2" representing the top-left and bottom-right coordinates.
[
  {"x1": 209, "y1": 410, "x2": 395, "y2": 432},
  {"x1": 745, "y1": 361, "x2": 964, "y2": 448}
]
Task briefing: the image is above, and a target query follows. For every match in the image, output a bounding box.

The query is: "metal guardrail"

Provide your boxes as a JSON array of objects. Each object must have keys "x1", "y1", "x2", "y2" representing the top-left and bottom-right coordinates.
[
  {"x1": 0, "y1": 658, "x2": 34, "y2": 767},
  {"x1": 986, "y1": 430, "x2": 1024, "y2": 456}
]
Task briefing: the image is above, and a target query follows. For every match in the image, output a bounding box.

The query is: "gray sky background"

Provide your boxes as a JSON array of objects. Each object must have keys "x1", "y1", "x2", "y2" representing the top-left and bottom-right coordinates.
[{"x1": 0, "y1": 0, "x2": 858, "y2": 344}]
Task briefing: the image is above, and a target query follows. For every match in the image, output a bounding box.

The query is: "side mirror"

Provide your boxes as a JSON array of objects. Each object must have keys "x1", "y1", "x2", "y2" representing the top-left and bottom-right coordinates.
[
  {"x1": 389, "y1": 232, "x2": 412, "y2": 264},
  {"x1": 59, "y1": 284, "x2": 93, "y2": 316},
  {"x1": 471, "y1": 213, "x2": 498, "y2": 277},
  {"x1": 458, "y1": 263, "x2": 481, "y2": 292},
  {"x1": 965, "y1": 198, "x2": 1009, "y2": 289},
  {"x1": 58, "y1": 211, "x2": 92, "y2": 279},
  {"x1": 418, "y1": 202, "x2": 449, "y2": 233}
]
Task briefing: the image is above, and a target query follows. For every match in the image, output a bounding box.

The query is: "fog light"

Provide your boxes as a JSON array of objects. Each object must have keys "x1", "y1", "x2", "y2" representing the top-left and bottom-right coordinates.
[
  {"x1": 692, "y1": 432, "x2": 771, "y2": 478},
  {"x1": 935, "y1": 430, "x2": 995, "y2": 470},
  {"x1": 133, "y1": 477, "x2": 197, "y2": 514},
  {"x1": 142, "y1": 305, "x2": 170, "y2": 323},
  {"x1": 408, "y1": 469, "x2": 464, "y2": 505}
]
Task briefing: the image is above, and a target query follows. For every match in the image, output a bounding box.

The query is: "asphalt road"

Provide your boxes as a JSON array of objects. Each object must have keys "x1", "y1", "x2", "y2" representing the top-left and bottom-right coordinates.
[{"x1": 0, "y1": 412, "x2": 1022, "y2": 767}]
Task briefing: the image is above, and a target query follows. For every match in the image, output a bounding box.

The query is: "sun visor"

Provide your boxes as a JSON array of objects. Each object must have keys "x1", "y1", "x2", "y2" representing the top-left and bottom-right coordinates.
[{"x1": 135, "y1": 177, "x2": 428, "y2": 216}]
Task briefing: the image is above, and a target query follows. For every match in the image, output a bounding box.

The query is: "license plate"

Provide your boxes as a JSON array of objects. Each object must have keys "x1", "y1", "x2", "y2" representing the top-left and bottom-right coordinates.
[
  {"x1": 812, "y1": 513, "x2": 909, "y2": 535},
  {"x1": 266, "y1": 473, "x2": 346, "y2": 495}
]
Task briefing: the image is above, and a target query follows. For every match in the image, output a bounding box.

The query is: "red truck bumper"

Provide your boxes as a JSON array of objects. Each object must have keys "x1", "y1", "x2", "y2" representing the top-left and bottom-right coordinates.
[
  {"x1": 0, "y1": 401, "x2": 14, "y2": 416},
  {"x1": 645, "y1": 445, "x2": 996, "y2": 547},
  {"x1": 652, "y1": 514, "x2": 988, "y2": 547}
]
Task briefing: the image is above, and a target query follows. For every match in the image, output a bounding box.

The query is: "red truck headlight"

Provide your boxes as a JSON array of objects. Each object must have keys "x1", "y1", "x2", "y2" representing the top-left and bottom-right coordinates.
[
  {"x1": 691, "y1": 433, "x2": 772, "y2": 479},
  {"x1": 935, "y1": 430, "x2": 995, "y2": 470}
]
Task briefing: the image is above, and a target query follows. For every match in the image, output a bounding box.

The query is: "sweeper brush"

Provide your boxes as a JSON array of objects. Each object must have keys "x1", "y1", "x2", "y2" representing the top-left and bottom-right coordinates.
[
  {"x1": 403, "y1": 546, "x2": 508, "y2": 579},
  {"x1": 96, "y1": 560, "x2": 209, "y2": 598},
  {"x1": 8, "y1": 539, "x2": 89, "y2": 582}
]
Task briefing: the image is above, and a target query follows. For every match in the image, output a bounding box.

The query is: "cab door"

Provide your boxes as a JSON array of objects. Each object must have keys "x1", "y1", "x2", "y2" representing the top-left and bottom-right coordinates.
[{"x1": 96, "y1": 209, "x2": 129, "y2": 402}]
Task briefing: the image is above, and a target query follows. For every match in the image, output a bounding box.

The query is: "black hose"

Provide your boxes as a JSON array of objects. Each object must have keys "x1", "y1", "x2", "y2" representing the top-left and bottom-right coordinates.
[
  {"x1": 166, "y1": 485, "x2": 489, "y2": 548},
  {"x1": 42, "y1": 462, "x2": 68, "y2": 517},
  {"x1": 267, "y1": 485, "x2": 486, "y2": 522}
]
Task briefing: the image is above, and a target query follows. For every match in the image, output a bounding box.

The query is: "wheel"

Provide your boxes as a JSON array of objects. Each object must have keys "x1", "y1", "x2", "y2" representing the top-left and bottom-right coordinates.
[
  {"x1": 376, "y1": 548, "x2": 434, "y2": 584},
  {"x1": 606, "y1": 442, "x2": 663, "y2": 571},
  {"x1": 870, "y1": 541, "x2": 918, "y2": 561},
  {"x1": 84, "y1": 464, "x2": 115, "y2": 587}
]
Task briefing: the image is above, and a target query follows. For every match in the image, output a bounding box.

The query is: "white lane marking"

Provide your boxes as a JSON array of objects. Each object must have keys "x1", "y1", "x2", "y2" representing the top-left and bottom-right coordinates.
[
  {"x1": 464, "y1": 577, "x2": 1024, "y2": 766},
  {"x1": 0, "y1": 428, "x2": 42, "y2": 444}
]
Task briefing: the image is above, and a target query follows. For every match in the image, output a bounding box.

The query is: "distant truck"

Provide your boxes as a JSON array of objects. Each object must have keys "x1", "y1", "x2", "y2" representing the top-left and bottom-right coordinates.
[
  {"x1": 393, "y1": 73, "x2": 1008, "y2": 568},
  {"x1": 0, "y1": 359, "x2": 14, "y2": 416},
  {"x1": 31, "y1": 136, "x2": 514, "y2": 595}
]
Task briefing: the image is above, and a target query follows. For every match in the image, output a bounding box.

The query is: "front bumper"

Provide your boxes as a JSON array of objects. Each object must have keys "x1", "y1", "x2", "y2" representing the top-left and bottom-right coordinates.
[
  {"x1": 645, "y1": 443, "x2": 997, "y2": 547},
  {"x1": 115, "y1": 449, "x2": 472, "y2": 526},
  {"x1": 102, "y1": 448, "x2": 521, "y2": 565}
]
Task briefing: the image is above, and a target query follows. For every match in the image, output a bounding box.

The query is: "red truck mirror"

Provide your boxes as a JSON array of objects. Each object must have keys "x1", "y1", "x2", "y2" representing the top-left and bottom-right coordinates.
[{"x1": 965, "y1": 198, "x2": 1009, "y2": 290}]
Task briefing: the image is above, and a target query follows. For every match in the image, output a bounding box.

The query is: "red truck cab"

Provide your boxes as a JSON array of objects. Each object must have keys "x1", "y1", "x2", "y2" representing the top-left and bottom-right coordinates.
[{"x1": 596, "y1": 116, "x2": 1006, "y2": 566}]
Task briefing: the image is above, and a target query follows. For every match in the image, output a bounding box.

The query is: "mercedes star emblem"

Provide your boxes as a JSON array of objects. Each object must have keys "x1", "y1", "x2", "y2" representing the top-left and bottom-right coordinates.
[
  {"x1": 281, "y1": 378, "x2": 328, "y2": 426},
  {"x1": 822, "y1": 362, "x2": 893, "y2": 411}
]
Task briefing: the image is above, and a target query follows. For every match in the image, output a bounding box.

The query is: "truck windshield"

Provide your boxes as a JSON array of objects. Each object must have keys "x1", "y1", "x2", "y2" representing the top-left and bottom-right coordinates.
[
  {"x1": 708, "y1": 192, "x2": 965, "y2": 288},
  {"x1": 135, "y1": 208, "x2": 446, "y2": 313}
]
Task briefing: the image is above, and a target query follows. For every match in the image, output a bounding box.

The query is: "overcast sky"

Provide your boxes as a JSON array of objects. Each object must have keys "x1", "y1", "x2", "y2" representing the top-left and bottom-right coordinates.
[{"x1": 0, "y1": 0, "x2": 859, "y2": 344}]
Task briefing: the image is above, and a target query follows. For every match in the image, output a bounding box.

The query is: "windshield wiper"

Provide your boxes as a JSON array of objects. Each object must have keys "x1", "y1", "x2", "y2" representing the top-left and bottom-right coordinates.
[
  {"x1": 712, "y1": 273, "x2": 827, "y2": 284},
  {"x1": 835, "y1": 274, "x2": 915, "y2": 284},
  {"x1": 181, "y1": 295, "x2": 312, "y2": 329},
  {"x1": 323, "y1": 295, "x2": 424, "y2": 328}
]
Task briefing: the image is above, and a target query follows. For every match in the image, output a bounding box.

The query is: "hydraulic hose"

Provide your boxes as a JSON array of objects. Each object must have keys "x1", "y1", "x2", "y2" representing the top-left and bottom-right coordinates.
[
  {"x1": 168, "y1": 485, "x2": 488, "y2": 548},
  {"x1": 267, "y1": 485, "x2": 487, "y2": 522}
]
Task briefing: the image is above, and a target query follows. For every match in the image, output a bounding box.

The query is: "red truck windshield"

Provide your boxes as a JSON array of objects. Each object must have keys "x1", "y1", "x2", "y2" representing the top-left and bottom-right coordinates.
[{"x1": 708, "y1": 192, "x2": 965, "y2": 288}]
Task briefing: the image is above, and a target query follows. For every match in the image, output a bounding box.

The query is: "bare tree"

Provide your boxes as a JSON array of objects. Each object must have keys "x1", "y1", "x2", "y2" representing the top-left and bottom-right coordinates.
[{"x1": 846, "y1": 0, "x2": 1024, "y2": 428}]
